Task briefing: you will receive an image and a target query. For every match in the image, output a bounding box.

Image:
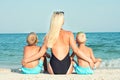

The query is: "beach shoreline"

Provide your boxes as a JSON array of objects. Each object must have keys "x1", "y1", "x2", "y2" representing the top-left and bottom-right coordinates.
[{"x1": 0, "y1": 68, "x2": 120, "y2": 80}]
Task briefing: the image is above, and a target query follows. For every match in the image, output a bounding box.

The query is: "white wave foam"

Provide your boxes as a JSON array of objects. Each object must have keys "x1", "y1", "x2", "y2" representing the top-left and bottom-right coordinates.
[{"x1": 100, "y1": 58, "x2": 120, "y2": 68}]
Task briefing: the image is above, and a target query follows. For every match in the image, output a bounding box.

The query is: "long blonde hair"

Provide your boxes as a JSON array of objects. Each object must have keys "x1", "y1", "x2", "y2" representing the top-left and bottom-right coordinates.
[{"x1": 45, "y1": 11, "x2": 64, "y2": 48}]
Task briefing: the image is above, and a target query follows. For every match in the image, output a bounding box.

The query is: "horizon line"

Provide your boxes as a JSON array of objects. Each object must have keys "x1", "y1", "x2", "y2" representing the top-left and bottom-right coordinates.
[{"x1": 0, "y1": 31, "x2": 120, "y2": 34}]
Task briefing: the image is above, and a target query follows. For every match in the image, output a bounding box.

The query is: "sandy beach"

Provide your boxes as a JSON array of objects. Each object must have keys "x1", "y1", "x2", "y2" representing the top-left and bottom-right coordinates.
[{"x1": 0, "y1": 68, "x2": 120, "y2": 80}]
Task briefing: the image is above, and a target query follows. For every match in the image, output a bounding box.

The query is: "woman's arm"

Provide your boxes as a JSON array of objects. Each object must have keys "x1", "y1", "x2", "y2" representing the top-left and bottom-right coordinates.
[{"x1": 22, "y1": 42, "x2": 47, "y2": 65}]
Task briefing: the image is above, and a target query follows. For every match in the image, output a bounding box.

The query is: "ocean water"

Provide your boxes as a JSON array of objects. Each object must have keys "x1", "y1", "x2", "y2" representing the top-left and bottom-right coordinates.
[{"x1": 0, "y1": 32, "x2": 120, "y2": 69}]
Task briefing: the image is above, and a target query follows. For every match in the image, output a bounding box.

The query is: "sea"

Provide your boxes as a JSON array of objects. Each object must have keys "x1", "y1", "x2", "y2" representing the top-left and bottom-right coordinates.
[{"x1": 0, "y1": 32, "x2": 120, "y2": 69}]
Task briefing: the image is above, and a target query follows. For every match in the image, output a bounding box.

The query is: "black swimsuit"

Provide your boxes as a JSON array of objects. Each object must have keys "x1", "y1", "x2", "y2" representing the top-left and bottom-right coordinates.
[{"x1": 50, "y1": 53, "x2": 71, "y2": 74}]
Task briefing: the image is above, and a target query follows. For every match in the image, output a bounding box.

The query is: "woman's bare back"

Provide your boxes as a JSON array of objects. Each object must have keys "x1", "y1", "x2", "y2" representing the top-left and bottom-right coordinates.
[{"x1": 52, "y1": 29, "x2": 70, "y2": 60}]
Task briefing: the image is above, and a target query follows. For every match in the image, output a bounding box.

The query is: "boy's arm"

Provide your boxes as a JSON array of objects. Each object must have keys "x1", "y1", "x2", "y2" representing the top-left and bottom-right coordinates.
[
  {"x1": 96, "y1": 58, "x2": 102, "y2": 62},
  {"x1": 89, "y1": 48, "x2": 97, "y2": 63},
  {"x1": 90, "y1": 48, "x2": 102, "y2": 64},
  {"x1": 23, "y1": 46, "x2": 29, "y2": 59},
  {"x1": 23, "y1": 47, "x2": 26, "y2": 59},
  {"x1": 70, "y1": 52, "x2": 75, "y2": 60},
  {"x1": 70, "y1": 52, "x2": 75, "y2": 58},
  {"x1": 44, "y1": 52, "x2": 51, "y2": 58},
  {"x1": 22, "y1": 46, "x2": 30, "y2": 66}
]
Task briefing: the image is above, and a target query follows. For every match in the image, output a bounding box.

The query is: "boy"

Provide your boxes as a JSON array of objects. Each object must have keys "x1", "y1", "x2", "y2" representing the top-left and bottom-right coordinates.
[
  {"x1": 71, "y1": 32, "x2": 102, "y2": 74},
  {"x1": 21, "y1": 32, "x2": 50, "y2": 74}
]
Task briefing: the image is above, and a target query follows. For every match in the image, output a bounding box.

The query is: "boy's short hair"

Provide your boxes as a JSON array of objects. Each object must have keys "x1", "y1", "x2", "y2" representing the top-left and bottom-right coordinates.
[
  {"x1": 76, "y1": 32, "x2": 86, "y2": 43},
  {"x1": 27, "y1": 32, "x2": 38, "y2": 45},
  {"x1": 77, "y1": 32, "x2": 84, "y2": 35}
]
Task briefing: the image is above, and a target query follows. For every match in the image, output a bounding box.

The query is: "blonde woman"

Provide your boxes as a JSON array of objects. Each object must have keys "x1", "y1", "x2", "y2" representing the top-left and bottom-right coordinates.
[{"x1": 22, "y1": 11, "x2": 94, "y2": 74}]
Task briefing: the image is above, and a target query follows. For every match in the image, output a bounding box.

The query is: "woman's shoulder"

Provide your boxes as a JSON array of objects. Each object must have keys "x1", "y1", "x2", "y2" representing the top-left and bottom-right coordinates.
[
  {"x1": 64, "y1": 29, "x2": 72, "y2": 33},
  {"x1": 63, "y1": 30, "x2": 73, "y2": 35}
]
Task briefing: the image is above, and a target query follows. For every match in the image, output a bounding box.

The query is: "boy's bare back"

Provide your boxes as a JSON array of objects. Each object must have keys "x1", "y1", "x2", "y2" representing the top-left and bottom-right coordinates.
[
  {"x1": 77, "y1": 46, "x2": 92, "y2": 67},
  {"x1": 23, "y1": 46, "x2": 40, "y2": 68}
]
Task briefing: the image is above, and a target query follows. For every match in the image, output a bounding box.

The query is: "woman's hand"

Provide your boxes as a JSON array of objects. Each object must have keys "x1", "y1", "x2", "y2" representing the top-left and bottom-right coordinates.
[
  {"x1": 70, "y1": 57, "x2": 74, "y2": 61},
  {"x1": 21, "y1": 59, "x2": 27, "y2": 66},
  {"x1": 96, "y1": 58, "x2": 102, "y2": 62}
]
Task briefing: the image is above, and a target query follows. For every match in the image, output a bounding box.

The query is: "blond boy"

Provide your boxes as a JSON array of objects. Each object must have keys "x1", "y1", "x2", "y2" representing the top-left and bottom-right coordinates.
[
  {"x1": 21, "y1": 32, "x2": 49, "y2": 74},
  {"x1": 71, "y1": 32, "x2": 102, "y2": 74}
]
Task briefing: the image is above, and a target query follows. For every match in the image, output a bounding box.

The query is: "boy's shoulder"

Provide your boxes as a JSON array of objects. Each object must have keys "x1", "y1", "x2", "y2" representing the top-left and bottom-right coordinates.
[
  {"x1": 86, "y1": 46, "x2": 92, "y2": 51},
  {"x1": 24, "y1": 46, "x2": 41, "y2": 49},
  {"x1": 36, "y1": 46, "x2": 41, "y2": 49},
  {"x1": 24, "y1": 46, "x2": 29, "y2": 49}
]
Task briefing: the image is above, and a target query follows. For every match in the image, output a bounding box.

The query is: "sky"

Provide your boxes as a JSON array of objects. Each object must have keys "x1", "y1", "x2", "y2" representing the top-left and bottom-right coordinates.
[{"x1": 0, "y1": 0, "x2": 120, "y2": 33}]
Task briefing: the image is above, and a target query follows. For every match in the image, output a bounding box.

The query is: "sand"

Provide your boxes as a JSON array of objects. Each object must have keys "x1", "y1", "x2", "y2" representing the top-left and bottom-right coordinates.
[{"x1": 0, "y1": 68, "x2": 120, "y2": 80}]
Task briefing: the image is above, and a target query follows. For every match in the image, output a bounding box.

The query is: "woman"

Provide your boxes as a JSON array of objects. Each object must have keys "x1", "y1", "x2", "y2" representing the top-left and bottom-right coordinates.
[{"x1": 22, "y1": 11, "x2": 94, "y2": 74}]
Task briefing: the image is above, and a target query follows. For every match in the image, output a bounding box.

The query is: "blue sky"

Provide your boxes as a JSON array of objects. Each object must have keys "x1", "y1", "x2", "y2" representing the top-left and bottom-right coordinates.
[{"x1": 0, "y1": 0, "x2": 120, "y2": 33}]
